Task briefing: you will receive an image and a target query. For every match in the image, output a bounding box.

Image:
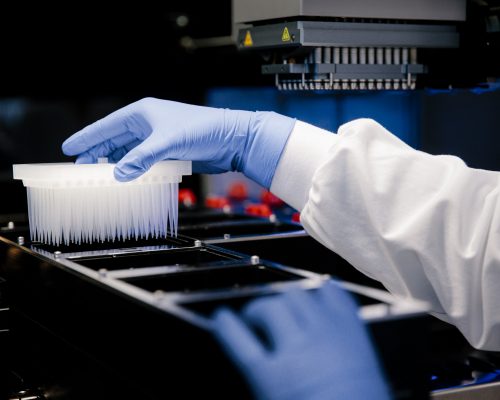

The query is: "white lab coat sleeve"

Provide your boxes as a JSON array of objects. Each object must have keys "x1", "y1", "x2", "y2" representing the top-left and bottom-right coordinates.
[{"x1": 271, "y1": 118, "x2": 500, "y2": 351}]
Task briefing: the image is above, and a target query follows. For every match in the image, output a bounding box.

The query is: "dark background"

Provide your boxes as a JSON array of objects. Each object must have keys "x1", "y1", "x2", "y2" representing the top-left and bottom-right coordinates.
[{"x1": 0, "y1": 2, "x2": 255, "y2": 97}]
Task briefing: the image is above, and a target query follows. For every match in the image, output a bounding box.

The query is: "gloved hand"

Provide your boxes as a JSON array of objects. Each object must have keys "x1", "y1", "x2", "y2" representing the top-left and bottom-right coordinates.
[
  {"x1": 61, "y1": 97, "x2": 295, "y2": 188},
  {"x1": 212, "y1": 281, "x2": 391, "y2": 400}
]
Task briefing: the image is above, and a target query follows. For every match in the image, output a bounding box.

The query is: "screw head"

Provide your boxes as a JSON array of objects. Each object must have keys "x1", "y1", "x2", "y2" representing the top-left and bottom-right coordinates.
[
  {"x1": 251, "y1": 255, "x2": 260, "y2": 265},
  {"x1": 154, "y1": 290, "x2": 165, "y2": 301},
  {"x1": 98, "y1": 268, "x2": 107, "y2": 277}
]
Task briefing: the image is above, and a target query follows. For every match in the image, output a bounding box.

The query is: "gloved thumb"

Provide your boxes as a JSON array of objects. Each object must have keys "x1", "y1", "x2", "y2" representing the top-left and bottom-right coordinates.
[{"x1": 114, "y1": 137, "x2": 160, "y2": 182}]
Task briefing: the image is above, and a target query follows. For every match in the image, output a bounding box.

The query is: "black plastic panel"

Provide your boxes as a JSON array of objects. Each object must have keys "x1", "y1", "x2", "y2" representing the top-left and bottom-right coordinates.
[
  {"x1": 179, "y1": 221, "x2": 301, "y2": 239},
  {"x1": 216, "y1": 235, "x2": 386, "y2": 289},
  {"x1": 179, "y1": 211, "x2": 256, "y2": 225},
  {"x1": 74, "y1": 248, "x2": 238, "y2": 271},
  {"x1": 122, "y1": 265, "x2": 302, "y2": 293}
]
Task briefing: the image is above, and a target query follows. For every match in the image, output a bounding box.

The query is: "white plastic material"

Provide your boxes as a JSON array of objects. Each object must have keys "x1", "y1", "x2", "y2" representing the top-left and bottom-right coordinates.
[{"x1": 13, "y1": 161, "x2": 192, "y2": 246}]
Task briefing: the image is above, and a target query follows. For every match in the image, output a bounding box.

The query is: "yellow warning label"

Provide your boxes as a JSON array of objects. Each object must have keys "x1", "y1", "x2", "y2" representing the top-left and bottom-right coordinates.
[
  {"x1": 243, "y1": 30, "x2": 253, "y2": 47},
  {"x1": 281, "y1": 27, "x2": 291, "y2": 42}
]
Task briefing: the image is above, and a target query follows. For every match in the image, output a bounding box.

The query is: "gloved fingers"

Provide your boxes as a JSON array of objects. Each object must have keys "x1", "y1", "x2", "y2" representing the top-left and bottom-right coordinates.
[
  {"x1": 279, "y1": 286, "x2": 358, "y2": 335},
  {"x1": 317, "y1": 280, "x2": 362, "y2": 324},
  {"x1": 107, "y1": 139, "x2": 141, "y2": 163},
  {"x1": 318, "y1": 282, "x2": 385, "y2": 371},
  {"x1": 274, "y1": 283, "x2": 357, "y2": 334},
  {"x1": 114, "y1": 136, "x2": 162, "y2": 182},
  {"x1": 212, "y1": 307, "x2": 265, "y2": 365},
  {"x1": 113, "y1": 127, "x2": 199, "y2": 181},
  {"x1": 62, "y1": 106, "x2": 134, "y2": 156},
  {"x1": 241, "y1": 295, "x2": 303, "y2": 351},
  {"x1": 73, "y1": 132, "x2": 137, "y2": 164},
  {"x1": 192, "y1": 162, "x2": 228, "y2": 175},
  {"x1": 75, "y1": 152, "x2": 96, "y2": 164}
]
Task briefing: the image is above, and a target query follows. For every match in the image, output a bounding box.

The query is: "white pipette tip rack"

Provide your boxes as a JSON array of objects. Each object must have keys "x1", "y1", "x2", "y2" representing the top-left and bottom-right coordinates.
[{"x1": 13, "y1": 159, "x2": 192, "y2": 246}]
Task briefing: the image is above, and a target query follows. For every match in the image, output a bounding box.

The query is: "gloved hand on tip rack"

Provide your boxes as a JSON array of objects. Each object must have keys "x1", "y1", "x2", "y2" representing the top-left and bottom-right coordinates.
[
  {"x1": 211, "y1": 281, "x2": 392, "y2": 400},
  {"x1": 61, "y1": 97, "x2": 295, "y2": 189}
]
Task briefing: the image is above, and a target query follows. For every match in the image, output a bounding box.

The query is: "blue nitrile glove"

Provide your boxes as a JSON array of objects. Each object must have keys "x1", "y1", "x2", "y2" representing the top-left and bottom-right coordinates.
[
  {"x1": 212, "y1": 281, "x2": 392, "y2": 400},
  {"x1": 61, "y1": 97, "x2": 295, "y2": 188}
]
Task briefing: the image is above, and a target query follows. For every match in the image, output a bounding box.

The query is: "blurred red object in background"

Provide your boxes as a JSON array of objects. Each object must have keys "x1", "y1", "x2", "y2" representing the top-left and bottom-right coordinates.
[
  {"x1": 228, "y1": 181, "x2": 248, "y2": 201},
  {"x1": 179, "y1": 188, "x2": 197, "y2": 208},
  {"x1": 245, "y1": 203, "x2": 272, "y2": 218},
  {"x1": 205, "y1": 196, "x2": 230, "y2": 209},
  {"x1": 260, "y1": 190, "x2": 285, "y2": 207},
  {"x1": 292, "y1": 212, "x2": 301, "y2": 223}
]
